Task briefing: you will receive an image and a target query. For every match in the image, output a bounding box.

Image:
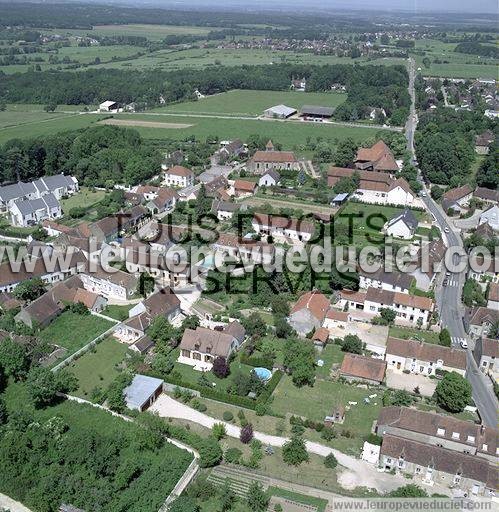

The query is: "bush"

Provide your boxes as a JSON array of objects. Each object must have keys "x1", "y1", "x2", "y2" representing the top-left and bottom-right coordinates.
[
  {"x1": 365, "y1": 433, "x2": 383, "y2": 446},
  {"x1": 224, "y1": 447, "x2": 243, "y2": 464},
  {"x1": 240, "y1": 424, "x2": 254, "y2": 444},
  {"x1": 321, "y1": 427, "x2": 336, "y2": 441},
  {"x1": 222, "y1": 411, "x2": 234, "y2": 422},
  {"x1": 198, "y1": 437, "x2": 223, "y2": 468},
  {"x1": 324, "y1": 453, "x2": 338, "y2": 469},
  {"x1": 255, "y1": 402, "x2": 267, "y2": 416},
  {"x1": 282, "y1": 436, "x2": 309, "y2": 466},
  {"x1": 212, "y1": 423, "x2": 226, "y2": 440}
]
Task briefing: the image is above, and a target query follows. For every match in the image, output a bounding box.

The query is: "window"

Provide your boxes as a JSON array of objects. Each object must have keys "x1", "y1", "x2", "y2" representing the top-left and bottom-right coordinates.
[
  {"x1": 482, "y1": 444, "x2": 488, "y2": 451},
  {"x1": 467, "y1": 435, "x2": 475, "y2": 443},
  {"x1": 452, "y1": 432, "x2": 460, "y2": 440},
  {"x1": 437, "y1": 428, "x2": 445, "y2": 436},
  {"x1": 415, "y1": 467, "x2": 421, "y2": 474}
]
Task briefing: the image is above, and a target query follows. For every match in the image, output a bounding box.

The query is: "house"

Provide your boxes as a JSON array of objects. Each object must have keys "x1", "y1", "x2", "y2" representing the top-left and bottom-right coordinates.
[
  {"x1": 474, "y1": 187, "x2": 499, "y2": 205},
  {"x1": 0, "y1": 174, "x2": 78, "y2": 213},
  {"x1": 385, "y1": 337, "x2": 466, "y2": 376},
  {"x1": 340, "y1": 353, "x2": 386, "y2": 384},
  {"x1": 205, "y1": 176, "x2": 229, "y2": 199},
  {"x1": 212, "y1": 233, "x2": 275, "y2": 266},
  {"x1": 488, "y1": 282, "x2": 499, "y2": 310},
  {"x1": 290, "y1": 77, "x2": 306, "y2": 91},
  {"x1": 384, "y1": 208, "x2": 418, "y2": 239},
  {"x1": 258, "y1": 170, "x2": 281, "y2": 187},
  {"x1": 252, "y1": 213, "x2": 315, "y2": 243},
  {"x1": 211, "y1": 199, "x2": 240, "y2": 221},
  {"x1": 88, "y1": 216, "x2": 120, "y2": 242},
  {"x1": 441, "y1": 184, "x2": 473, "y2": 214},
  {"x1": 479, "y1": 205, "x2": 499, "y2": 232},
  {"x1": 123, "y1": 374, "x2": 163, "y2": 411},
  {"x1": 379, "y1": 435, "x2": 497, "y2": 496},
  {"x1": 475, "y1": 130, "x2": 495, "y2": 154},
  {"x1": 10, "y1": 193, "x2": 62, "y2": 227},
  {"x1": 213, "y1": 139, "x2": 246, "y2": 164},
  {"x1": 247, "y1": 146, "x2": 299, "y2": 174},
  {"x1": 264, "y1": 105, "x2": 297, "y2": 119},
  {"x1": 355, "y1": 141, "x2": 399, "y2": 173},
  {"x1": 288, "y1": 290, "x2": 330, "y2": 336},
  {"x1": 376, "y1": 406, "x2": 498, "y2": 462},
  {"x1": 323, "y1": 309, "x2": 349, "y2": 329},
  {"x1": 359, "y1": 268, "x2": 414, "y2": 293},
  {"x1": 368, "y1": 107, "x2": 387, "y2": 120},
  {"x1": 99, "y1": 100, "x2": 118, "y2": 112},
  {"x1": 410, "y1": 238, "x2": 447, "y2": 292},
  {"x1": 466, "y1": 307, "x2": 499, "y2": 339},
  {"x1": 115, "y1": 288, "x2": 181, "y2": 344},
  {"x1": 300, "y1": 105, "x2": 335, "y2": 121},
  {"x1": 364, "y1": 288, "x2": 434, "y2": 327},
  {"x1": 146, "y1": 188, "x2": 178, "y2": 214},
  {"x1": 178, "y1": 322, "x2": 245, "y2": 371},
  {"x1": 80, "y1": 267, "x2": 138, "y2": 301},
  {"x1": 162, "y1": 166, "x2": 195, "y2": 188},
  {"x1": 233, "y1": 179, "x2": 258, "y2": 198},
  {"x1": 136, "y1": 185, "x2": 160, "y2": 201},
  {"x1": 473, "y1": 337, "x2": 498, "y2": 382},
  {"x1": 0, "y1": 251, "x2": 86, "y2": 294},
  {"x1": 15, "y1": 275, "x2": 106, "y2": 328},
  {"x1": 330, "y1": 193, "x2": 349, "y2": 207}
]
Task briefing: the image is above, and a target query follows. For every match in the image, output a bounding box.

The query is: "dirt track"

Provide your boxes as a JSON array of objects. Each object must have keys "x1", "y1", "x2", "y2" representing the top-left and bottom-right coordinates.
[{"x1": 98, "y1": 118, "x2": 193, "y2": 129}]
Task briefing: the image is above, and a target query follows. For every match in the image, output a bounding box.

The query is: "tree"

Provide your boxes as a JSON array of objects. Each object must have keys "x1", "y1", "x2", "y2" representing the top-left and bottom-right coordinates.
[
  {"x1": 240, "y1": 423, "x2": 254, "y2": 444},
  {"x1": 282, "y1": 435, "x2": 309, "y2": 466},
  {"x1": 389, "y1": 484, "x2": 428, "y2": 497},
  {"x1": 324, "y1": 453, "x2": 338, "y2": 469},
  {"x1": 341, "y1": 334, "x2": 363, "y2": 354},
  {"x1": 137, "y1": 272, "x2": 155, "y2": 297},
  {"x1": 439, "y1": 328, "x2": 451, "y2": 347},
  {"x1": 0, "y1": 397, "x2": 8, "y2": 426},
  {"x1": 212, "y1": 356, "x2": 230, "y2": 379},
  {"x1": 379, "y1": 308, "x2": 396, "y2": 325},
  {"x1": 430, "y1": 185, "x2": 443, "y2": 200},
  {"x1": 247, "y1": 482, "x2": 269, "y2": 512},
  {"x1": 242, "y1": 313, "x2": 267, "y2": 338},
  {"x1": 55, "y1": 369, "x2": 78, "y2": 394},
  {"x1": 334, "y1": 138, "x2": 357, "y2": 167},
  {"x1": 198, "y1": 437, "x2": 223, "y2": 468},
  {"x1": 13, "y1": 277, "x2": 45, "y2": 301},
  {"x1": 283, "y1": 339, "x2": 316, "y2": 387},
  {"x1": 211, "y1": 423, "x2": 226, "y2": 440},
  {"x1": 271, "y1": 295, "x2": 290, "y2": 317},
  {"x1": 0, "y1": 338, "x2": 30, "y2": 380},
  {"x1": 106, "y1": 372, "x2": 133, "y2": 413},
  {"x1": 274, "y1": 316, "x2": 294, "y2": 338},
  {"x1": 43, "y1": 103, "x2": 57, "y2": 112},
  {"x1": 434, "y1": 372, "x2": 472, "y2": 413},
  {"x1": 26, "y1": 367, "x2": 59, "y2": 408},
  {"x1": 169, "y1": 496, "x2": 200, "y2": 512},
  {"x1": 390, "y1": 389, "x2": 413, "y2": 407}
]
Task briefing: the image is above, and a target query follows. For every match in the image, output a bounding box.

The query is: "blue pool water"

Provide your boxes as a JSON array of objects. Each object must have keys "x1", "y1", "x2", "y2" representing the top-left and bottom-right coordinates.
[
  {"x1": 199, "y1": 255, "x2": 215, "y2": 269},
  {"x1": 253, "y1": 367, "x2": 272, "y2": 382}
]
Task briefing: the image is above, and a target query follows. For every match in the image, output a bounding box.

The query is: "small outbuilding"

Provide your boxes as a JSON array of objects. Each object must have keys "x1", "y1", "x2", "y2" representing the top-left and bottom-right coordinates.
[
  {"x1": 99, "y1": 100, "x2": 119, "y2": 112},
  {"x1": 331, "y1": 192, "x2": 349, "y2": 207},
  {"x1": 123, "y1": 374, "x2": 163, "y2": 412},
  {"x1": 264, "y1": 104, "x2": 297, "y2": 119}
]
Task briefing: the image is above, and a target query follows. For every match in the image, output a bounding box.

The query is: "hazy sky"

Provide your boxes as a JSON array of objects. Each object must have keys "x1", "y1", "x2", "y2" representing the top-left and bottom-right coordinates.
[{"x1": 162, "y1": 0, "x2": 498, "y2": 14}]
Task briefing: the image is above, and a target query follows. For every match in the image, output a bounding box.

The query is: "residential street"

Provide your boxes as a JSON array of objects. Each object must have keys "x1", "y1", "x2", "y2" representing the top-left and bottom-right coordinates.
[{"x1": 405, "y1": 58, "x2": 499, "y2": 428}]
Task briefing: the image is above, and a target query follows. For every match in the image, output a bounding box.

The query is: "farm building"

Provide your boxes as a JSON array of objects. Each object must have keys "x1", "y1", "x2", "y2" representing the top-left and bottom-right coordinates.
[
  {"x1": 263, "y1": 105, "x2": 297, "y2": 119},
  {"x1": 99, "y1": 100, "x2": 119, "y2": 112},
  {"x1": 300, "y1": 105, "x2": 335, "y2": 121}
]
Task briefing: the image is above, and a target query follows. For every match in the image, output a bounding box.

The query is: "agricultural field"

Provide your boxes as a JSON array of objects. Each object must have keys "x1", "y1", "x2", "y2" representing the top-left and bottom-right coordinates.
[
  {"x1": 152, "y1": 89, "x2": 347, "y2": 117},
  {"x1": 104, "y1": 113, "x2": 383, "y2": 147},
  {"x1": 413, "y1": 38, "x2": 498, "y2": 79}
]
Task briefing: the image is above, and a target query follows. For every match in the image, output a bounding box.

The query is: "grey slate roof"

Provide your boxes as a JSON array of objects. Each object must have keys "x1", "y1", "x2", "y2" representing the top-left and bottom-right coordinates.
[
  {"x1": 123, "y1": 374, "x2": 163, "y2": 410},
  {"x1": 262, "y1": 169, "x2": 281, "y2": 181},
  {"x1": 301, "y1": 105, "x2": 335, "y2": 117},
  {"x1": 13, "y1": 193, "x2": 60, "y2": 215},
  {"x1": 265, "y1": 104, "x2": 297, "y2": 117},
  {"x1": 0, "y1": 174, "x2": 76, "y2": 203},
  {"x1": 387, "y1": 208, "x2": 418, "y2": 231},
  {"x1": 0, "y1": 181, "x2": 36, "y2": 202}
]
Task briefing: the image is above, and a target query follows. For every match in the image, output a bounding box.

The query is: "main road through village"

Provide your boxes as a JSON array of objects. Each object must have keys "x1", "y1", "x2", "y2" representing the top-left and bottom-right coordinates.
[{"x1": 405, "y1": 58, "x2": 498, "y2": 427}]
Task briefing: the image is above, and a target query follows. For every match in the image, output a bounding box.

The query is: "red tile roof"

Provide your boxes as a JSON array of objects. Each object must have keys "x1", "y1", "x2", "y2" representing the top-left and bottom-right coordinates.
[
  {"x1": 340, "y1": 353, "x2": 386, "y2": 383},
  {"x1": 251, "y1": 150, "x2": 297, "y2": 163},
  {"x1": 291, "y1": 290, "x2": 330, "y2": 322},
  {"x1": 165, "y1": 165, "x2": 193, "y2": 177}
]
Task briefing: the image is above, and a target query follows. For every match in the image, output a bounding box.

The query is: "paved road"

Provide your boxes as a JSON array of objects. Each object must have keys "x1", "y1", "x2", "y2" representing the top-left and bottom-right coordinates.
[{"x1": 405, "y1": 59, "x2": 499, "y2": 427}]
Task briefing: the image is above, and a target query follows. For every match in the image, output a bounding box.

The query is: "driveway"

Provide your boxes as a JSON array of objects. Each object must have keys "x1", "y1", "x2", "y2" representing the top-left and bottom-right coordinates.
[
  {"x1": 149, "y1": 393, "x2": 407, "y2": 493},
  {"x1": 386, "y1": 369, "x2": 436, "y2": 397}
]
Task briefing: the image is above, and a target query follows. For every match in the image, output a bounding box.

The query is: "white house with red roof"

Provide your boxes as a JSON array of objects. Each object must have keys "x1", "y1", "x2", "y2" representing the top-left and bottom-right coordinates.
[
  {"x1": 162, "y1": 165, "x2": 195, "y2": 188},
  {"x1": 288, "y1": 290, "x2": 330, "y2": 336}
]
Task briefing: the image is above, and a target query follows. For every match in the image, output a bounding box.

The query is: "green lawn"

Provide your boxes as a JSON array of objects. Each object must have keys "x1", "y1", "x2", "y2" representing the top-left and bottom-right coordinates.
[
  {"x1": 388, "y1": 326, "x2": 440, "y2": 345},
  {"x1": 39, "y1": 311, "x2": 114, "y2": 360},
  {"x1": 316, "y1": 344, "x2": 344, "y2": 379},
  {"x1": 67, "y1": 336, "x2": 130, "y2": 399},
  {"x1": 60, "y1": 187, "x2": 107, "y2": 212},
  {"x1": 152, "y1": 89, "x2": 346, "y2": 117},
  {"x1": 272, "y1": 376, "x2": 382, "y2": 454},
  {"x1": 102, "y1": 304, "x2": 133, "y2": 321}
]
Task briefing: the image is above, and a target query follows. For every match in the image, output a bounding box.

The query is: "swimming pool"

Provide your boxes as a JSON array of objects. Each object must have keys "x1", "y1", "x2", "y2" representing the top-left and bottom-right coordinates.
[
  {"x1": 199, "y1": 254, "x2": 215, "y2": 269},
  {"x1": 253, "y1": 367, "x2": 272, "y2": 382}
]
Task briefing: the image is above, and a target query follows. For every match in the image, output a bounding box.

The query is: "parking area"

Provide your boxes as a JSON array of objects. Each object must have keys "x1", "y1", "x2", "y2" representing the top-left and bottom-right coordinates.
[{"x1": 386, "y1": 369, "x2": 437, "y2": 397}]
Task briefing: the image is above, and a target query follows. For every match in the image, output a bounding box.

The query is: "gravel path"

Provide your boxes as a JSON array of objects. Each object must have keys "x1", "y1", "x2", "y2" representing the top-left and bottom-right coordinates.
[{"x1": 149, "y1": 394, "x2": 406, "y2": 493}]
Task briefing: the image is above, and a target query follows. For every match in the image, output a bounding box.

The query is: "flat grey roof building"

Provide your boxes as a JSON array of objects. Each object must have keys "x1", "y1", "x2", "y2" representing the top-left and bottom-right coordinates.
[
  {"x1": 264, "y1": 104, "x2": 297, "y2": 118},
  {"x1": 301, "y1": 105, "x2": 335, "y2": 117},
  {"x1": 123, "y1": 374, "x2": 163, "y2": 411}
]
